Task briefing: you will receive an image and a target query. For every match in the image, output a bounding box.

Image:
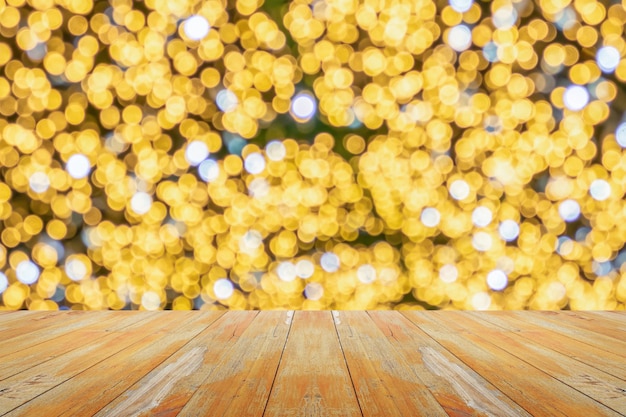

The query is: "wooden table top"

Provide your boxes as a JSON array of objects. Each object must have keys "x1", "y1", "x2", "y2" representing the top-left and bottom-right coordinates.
[{"x1": 0, "y1": 310, "x2": 624, "y2": 416}]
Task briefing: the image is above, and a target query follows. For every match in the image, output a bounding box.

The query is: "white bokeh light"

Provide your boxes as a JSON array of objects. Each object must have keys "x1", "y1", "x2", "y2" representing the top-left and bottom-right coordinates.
[
  {"x1": 130, "y1": 192, "x2": 152, "y2": 215},
  {"x1": 244, "y1": 152, "x2": 266, "y2": 175},
  {"x1": 357, "y1": 264, "x2": 377, "y2": 284},
  {"x1": 472, "y1": 231, "x2": 493, "y2": 251},
  {"x1": 471, "y1": 292, "x2": 491, "y2": 310},
  {"x1": 547, "y1": 281, "x2": 567, "y2": 302},
  {"x1": 199, "y1": 159, "x2": 220, "y2": 182},
  {"x1": 487, "y1": 269, "x2": 508, "y2": 291},
  {"x1": 240, "y1": 230, "x2": 263, "y2": 253},
  {"x1": 216, "y1": 89, "x2": 238, "y2": 112},
  {"x1": 266, "y1": 140, "x2": 286, "y2": 161},
  {"x1": 449, "y1": 179, "x2": 470, "y2": 200},
  {"x1": 0, "y1": 272, "x2": 8, "y2": 294},
  {"x1": 66, "y1": 154, "x2": 91, "y2": 179},
  {"x1": 277, "y1": 262, "x2": 297, "y2": 282},
  {"x1": 304, "y1": 282, "x2": 324, "y2": 300},
  {"x1": 439, "y1": 264, "x2": 458, "y2": 283},
  {"x1": 448, "y1": 25, "x2": 472, "y2": 52},
  {"x1": 589, "y1": 179, "x2": 611, "y2": 201},
  {"x1": 421, "y1": 207, "x2": 441, "y2": 227},
  {"x1": 472, "y1": 206, "x2": 493, "y2": 227},
  {"x1": 291, "y1": 93, "x2": 316, "y2": 120},
  {"x1": 65, "y1": 259, "x2": 88, "y2": 282},
  {"x1": 29, "y1": 172, "x2": 50, "y2": 193},
  {"x1": 141, "y1": 291, "x2": 161, "y2": 310},
  {"x1": 249, "y1": 178, "x2": 270, "y2": 198},
  {"x1": 185, "y1": 141, "x2": 209, "y2": 166},
  {"x1": 596, "y1": 46, "x2": 621, "y2": 73},
  {"x1": 450, "y1": 0, "x2": 472, "y2": 13},
  {"x1": 213, "y1": 278, "x2": 234, "y2": 299},
  {"x1": 183, "y1": 15, "x2": 210, "y2": 41},
  {"x1": 321, "y1": 252, "x2": 340, "y2": 273},
  {"x1": 16, "y1": 260, "x2": 40, "y2": 285},
  {"x1": 558, "y1": 199, "x2": 580, "y2": 222},
  {"x1": 499, "y1": 220, "x2": 520, "y2": 241},
  {"x1": 563, "y1": 85, "x2": 589, "y2": 111},
  {"x1": 296, "y1": 259, "x2": 314, "y2": 278},
  {"x1": 493, "y1": 6, "x2": 517, "y2": 29},
  {"x1": 616, "y1": 122, "x2": 626, "y2": 148}
]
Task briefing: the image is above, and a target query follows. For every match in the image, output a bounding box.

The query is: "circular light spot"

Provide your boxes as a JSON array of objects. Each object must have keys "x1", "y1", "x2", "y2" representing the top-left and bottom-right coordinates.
[
  {"x1": 16, "y1": 260, "x2": 40, "y2": 285},
  {"x1": 183, "y1": 15, "x2": 210, "y2": 41},
  {"x1": 547, "y1": 282, "x2": 566, "y2": 301},
  {"x1": 216, "y1": 89, "x2": 238, "y2": 112},
  {"x1": 493, "y1": 6, "x2": 517, "y2": 29},
  {"x1": 141, "y1": 291, "x2": 161, "y2": 310},
  {"x1": 596, "y1": 46, "x2": 621, "y2": 73},
  {"x1": 448, "y1": 25, "x2": 472, "y2": 52},
  {"x1": 213, "y1": 278, "x2": 234, "y2": 300},
  {"x1": 291, "y1": 93, "x2": 316, "y2": 121},
  {"x1": 450, "y1": 0, "x2": 472, "y2": 13},
  {"x1": 130, "y1": 192, "x2": 152, "y2": 215},
  {"x1": 198, "y1": 159, "x2": 220, "y2": 182},
  {"x1": 321, "y1": 252, "x2": 340, "y2": 273},
  {"x1": 472, "y1": 206, "x2": 493, "y2": 227},
  {"x1": 304, "y1": 282, "x2": 324, "y2": 300},
  {"x1": 498, "y1": 220, "x2": 520, "y2": 241},
  {"x1": 240, "y1": 230, "x2": 263, "y2": 253},
  {"x1": 66, "y1": 154, "x2": 91, "y2": 179},
  {"x1": 296, "y1": 260, "x2": 314, "y2": 279},
  {"x1": 65, "y1": 259, "x2": 88, "y2": 281},
  {"x1": 244, "y1": 152, "x2": 266, "y2": 175},
  {"x1": 589, "y1": 179, "x2": 611, "y2": 201},
  {"x1": 558, "y1": 199, "x2": 580, "y2": 222},
  {"x1": 487, "y1": 269, "x2": 508, "y2": 291},
  {"x1": 421, "y1": 207, "x2": 441, "y2": 227},
  {"x1": 471, "y1": 292, "x2": 491, "y2": 310},
  {"x1": 185, "y1": 141, "x2": 209, "y2": 166},
  {"x1": 563, "y1": 85, "x2": 589, "y2": 111},
  {"x1": 449, "y1": 179, "x2": 470, "y2": 200},
  {"x1": 277, "y1": 262, "x2": 297, "y2": 282},
  {"x1": 0, "y1": 272, "x2": 8, "y2": 294},
  {"x1": 266, "y1": 140, "x2": 286, "y2": 161},
  {"x1": 482, "y1": 42, "x2": 499, "y2": 63},
  {"x1": 249, "y1": 178, "x2": 269, "y2": 198},
  {"x1": 439, "y1": 264, "x2": 458, "y2": 283},
  {"x1": 357, "y1": 264, "x2": 376, "y2": 284},
  {"x1": 29, "y1": 172, "x2": 50, "y2": 193},
  {"x1": 472, "y1": 231, "x2": 493, "y2": 251},
  {"x1": 616, "y1": 122, "x2": 626, "y2": 148}
]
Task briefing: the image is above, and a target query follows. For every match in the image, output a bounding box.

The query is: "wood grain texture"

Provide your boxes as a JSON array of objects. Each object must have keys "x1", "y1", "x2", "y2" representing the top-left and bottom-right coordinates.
[
  {"x1": 263, "y1": 311, "x2": 362, "y2": 417},
  {"x1": 0, "y1": 311, "x2": 623, "y2": 417}
]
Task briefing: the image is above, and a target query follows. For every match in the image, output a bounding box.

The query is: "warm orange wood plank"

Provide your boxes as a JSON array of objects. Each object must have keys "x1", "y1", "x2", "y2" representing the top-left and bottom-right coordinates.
[
  {"x1": 538, "y1": 311, "x2": 626, "y2": 341},
  {"x1": 443, "y1": 312, "x2": 626, "y2": 415},
  {"x1": 509, "y1": 311, "x2": 625, "y2": 357},
  {"x1": 585, "y1": 312, "x2": 626, "y2": 328},
  {"x1": 368, "y1": 311, "x2": 531, "y2": 417},
  {"x1": 402, "y1": 311, "x2": 623, "y2": 417},
  {"x1": 469, "y1": 312, "x2": 626, "y2": 380},
  {"x1": 264, "y1": 311, "x2": 362, "y2": 417},
  {"x1": 334, "y1": 311, "x2": 447, "y2": 416},
  {"x1": 2, "y1": 312, "x2": 219, "y2": 416},
  {"x1": 175, "y1": 311, "x2": 291, "y2": 416},
  {"x1": 0, "y1": 312, "x2": 168, "y2": 381},
  {"x1": 94, "y1": 311, "x2": 257, "y2": 417}
]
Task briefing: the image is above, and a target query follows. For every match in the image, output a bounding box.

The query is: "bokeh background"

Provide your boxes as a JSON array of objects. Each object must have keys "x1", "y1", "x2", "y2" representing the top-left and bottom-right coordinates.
[{"x1": 1, "y1": 0, "x2": 626, "y2": 310}]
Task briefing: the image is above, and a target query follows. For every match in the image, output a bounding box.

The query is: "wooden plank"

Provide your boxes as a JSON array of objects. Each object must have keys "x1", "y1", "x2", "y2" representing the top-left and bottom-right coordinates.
[
  {"x1": 94, "y1": 311, "x2": 258, "y2": 417},
  {"x1": 443, "y1": 312, "x2": 626, "y2": 415},
  {"x1": 263, "y1": 311, "x2": 362, "y2": 417},
  {"x1": 334, "y1": 311, "x2": 447, "y2": 416},
  {"x1": 583, "y1": 312, "x2": 626, "y2": 330},
  {"x1": 537, "y1": 311, "x2": 626, "y2": 340},
  {"x1": 1, "y1": 312, "x2": 218, "y2": 415},
  {"x1": 509, "y1": 311, "x2": 625, "y2": 357},
  {"x1": 402, "y1": 311, "x2": 623, "y2": 417},
  {"x1": 175, "y1": 311, "x2": 291, "y2": 417},
  {"x1": 368, "y1": 311, "x2": 531, "y2": 417},
  {"x1": 0, "y1": 312, "x2": 173, "y2": 381},
  {"x1": 469, "y1": 312, "x2": 626, "y2": 380}
]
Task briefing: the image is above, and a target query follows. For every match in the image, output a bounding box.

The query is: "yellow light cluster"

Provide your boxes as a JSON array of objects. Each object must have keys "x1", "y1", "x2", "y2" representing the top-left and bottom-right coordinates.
[{"x1": 1, "y1": 0, "x2": 625, "y2": 311}]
